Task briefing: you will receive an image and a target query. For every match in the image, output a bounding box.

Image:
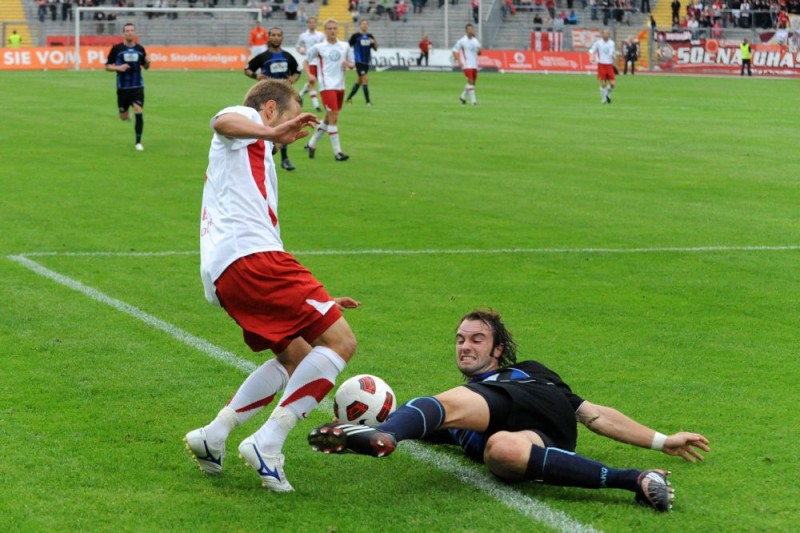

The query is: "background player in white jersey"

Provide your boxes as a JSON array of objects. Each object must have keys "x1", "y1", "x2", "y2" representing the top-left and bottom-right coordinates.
[
  {"x1": 185, "y1": 79, "x2": 360, "y2": 492},
  {"x1": 452, "y1": 23, "x2": 481, "y2": 106},
  {"x1": 589, "y1": 29, "x2": 617, "y2": 104},
  {"x1": 296, "y1": 17, "x2": 325, "y2": 112},
  {"x1": 303, "y1": 19, "x2": 355, "y2": 162}
]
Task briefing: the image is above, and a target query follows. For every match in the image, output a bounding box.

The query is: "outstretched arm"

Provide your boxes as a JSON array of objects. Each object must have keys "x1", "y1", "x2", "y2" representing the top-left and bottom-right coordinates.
[
  {"x1": 213, "y1": 111, "x2": 319, "y2": 145},
  {"x1": 576, "y1": 401, "x2": 710, "y2": 462}
]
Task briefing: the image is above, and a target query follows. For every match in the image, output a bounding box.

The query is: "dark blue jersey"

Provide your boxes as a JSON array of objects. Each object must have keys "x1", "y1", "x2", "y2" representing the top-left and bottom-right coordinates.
[
  {"x1": 348, "y1": 32, "x2": 377, "y2": 64},
  {"x1": 246, "y1": 49, "x2": 300, "y2": 80},
  {"x1": 106, "y1": 42, "x2": 148, "y2": 89},
  {"x1": 450, "y1": 361, "x2": 584, "y2": 462}
]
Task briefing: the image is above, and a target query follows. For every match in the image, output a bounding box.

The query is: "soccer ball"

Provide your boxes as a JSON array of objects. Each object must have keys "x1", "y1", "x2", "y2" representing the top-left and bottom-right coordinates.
[{"x1": 334, "y1": 374, "x2": 397, "y2": 426}]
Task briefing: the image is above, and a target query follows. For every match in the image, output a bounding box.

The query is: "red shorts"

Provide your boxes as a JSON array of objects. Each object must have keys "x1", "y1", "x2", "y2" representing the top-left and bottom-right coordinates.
[
  {"x1": 214, "y1": 251, "x2": 342, "y2": 354},
  {"x1": 463, "y1": 68, "x2": 478, "y2": 84},
  {"x1": 321, "y1": 90, "x2": 345, "y2": 112},
  {"x1": 597, "y1": 64, "x2": 615, "y2": 81}
]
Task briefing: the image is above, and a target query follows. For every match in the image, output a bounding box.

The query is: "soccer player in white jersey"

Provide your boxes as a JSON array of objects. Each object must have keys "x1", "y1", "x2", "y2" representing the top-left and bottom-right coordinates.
[
  {"x1": 185, "y1": 79, "x2": 361, "y2": 492},
  {"x1": 303, "y1": 19, "x2": 355, "y2": 161},
  {"x1": 452, "y1": 23, "x2": 481, "y2": 106},
  {"x1": 588, "y1": 29, "x2": 617, "y2": 104},
  {"x1": 296, "y1": 16, "x2": 325, "y2": 111}
]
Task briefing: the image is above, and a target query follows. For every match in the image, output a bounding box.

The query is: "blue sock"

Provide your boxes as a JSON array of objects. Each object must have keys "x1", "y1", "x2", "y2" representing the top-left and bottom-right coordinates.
[
  {"x1": 377, "y1": 396, "x2": 445, "y2": 441},
  {"x1": 525, "y1": 445, "x2": 640, "y2": 491},
  {"x1": 363, "y1": 85, "x2": 370, "y2": 103},
  {"x1": 134, "y1": 113, "x2": 143, "y2": 143}
]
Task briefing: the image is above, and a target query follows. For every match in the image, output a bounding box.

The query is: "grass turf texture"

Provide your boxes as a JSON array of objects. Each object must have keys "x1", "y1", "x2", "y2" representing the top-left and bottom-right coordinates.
[{"x1": 1, "y1": 69, "x2": 798, "y2": 531}]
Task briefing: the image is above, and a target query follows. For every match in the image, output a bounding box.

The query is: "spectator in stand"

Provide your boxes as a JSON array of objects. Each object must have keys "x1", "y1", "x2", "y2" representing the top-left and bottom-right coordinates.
[
  {"x1": 641, "y1": 0, "x2": 650, "y2": 12},
  {"x1": 62, "y1": 0, "x2": 74, "y2": 21},
  {"x1": 471, "y1": 0, "x2": 479, "y2": 23},
  {"x1": 566, "y1": 8, "x2": 578, "y2": 23},
  {"x1": 622, "y1": 0, "x2": 633, "y2": 24},
  {"x1": 671, "y1": 0, "x2": 681, "y2": 25},
  {"x1": 590, "y1": 0, "x2": 598, "y2": 20},
  {"x1": 249, "y1": 20, "x2": 269, "y2": 57},
  {"x1": 395, "y1": 0, "x2": 409, "y2": 21},
  {"x1": 38, "y1": 0, "x2": 47, "y2": 23},
  {"x1": 418, "y1": 34, "x2": 432, "y2": 65},
  {"x1": 545, "y1": 0, "x2": 556, "y2": 18},
  {"x1": 687, "y1": 13, "x2": 699, "y2": 35},
  {"x1": 284, "y1": 2, "x2": 298, "y2": 19}
]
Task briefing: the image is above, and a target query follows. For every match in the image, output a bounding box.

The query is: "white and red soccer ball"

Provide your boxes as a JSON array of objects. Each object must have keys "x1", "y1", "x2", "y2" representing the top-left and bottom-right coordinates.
[{"x1": 334, "y1": 374, "x2": 397, "y2": 426}]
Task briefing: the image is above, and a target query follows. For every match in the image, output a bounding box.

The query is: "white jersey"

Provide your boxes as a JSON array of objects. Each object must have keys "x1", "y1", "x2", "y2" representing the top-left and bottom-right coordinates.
[
  {"x1": 453, "y1": 35, "x2": 481, "y2": 69},
  {"x1": 589, "y1": 38, "x2": 616, "y2": 65},
  {"x1": 200, "y1": 105, "x2": 283, "y2": 305},
  {"x1": 296, "y1": 29, "x2": 324, "y2": 65},
  {"x1": 307, "y1": 40, "x2": 354, "y2": 91}
]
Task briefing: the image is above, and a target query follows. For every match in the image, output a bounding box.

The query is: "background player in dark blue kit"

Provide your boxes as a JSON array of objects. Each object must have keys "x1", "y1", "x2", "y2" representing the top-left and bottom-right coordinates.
[
  {"x1": 310, "y1": 309, "x2": 711, "y2": 513},
  {"x1": 106, "y1": 23, "x2": 150, "y2": 152},
  {"x1": 346, "y1": 19, "x2": 378, "y2": 106},
  {"x1": 244, "y1": 27, "x2": 302, "y2": 171}
]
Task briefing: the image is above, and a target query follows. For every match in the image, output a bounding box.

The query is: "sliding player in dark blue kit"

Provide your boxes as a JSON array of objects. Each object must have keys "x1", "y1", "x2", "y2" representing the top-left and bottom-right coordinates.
[
  {"x1": 310, "y1": 309, "x2": 711, "y2": 513},
  {"x1": 106, "y1": 23, "x2": 150, "y2": 151},
  {"x1": 245, "y1": 27, "x2": 302, "y2": 171},
  {"x1": 346, "y1": 19, "x2": 378, "y2": 106}
]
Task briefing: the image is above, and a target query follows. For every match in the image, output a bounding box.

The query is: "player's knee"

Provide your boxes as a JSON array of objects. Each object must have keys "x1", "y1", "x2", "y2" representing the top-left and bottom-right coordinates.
[
  {"x1": 484, "y1": 432, "x2": 527, "y2": 480},
  {"x1": 331, "y1": 328, "x2": 357, "y2": 360}
]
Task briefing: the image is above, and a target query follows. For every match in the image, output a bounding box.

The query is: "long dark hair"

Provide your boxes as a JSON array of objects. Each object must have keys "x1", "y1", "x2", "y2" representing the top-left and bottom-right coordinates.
[{"x1": 457, "y1": 309, "x2": 517, "y2": 368}]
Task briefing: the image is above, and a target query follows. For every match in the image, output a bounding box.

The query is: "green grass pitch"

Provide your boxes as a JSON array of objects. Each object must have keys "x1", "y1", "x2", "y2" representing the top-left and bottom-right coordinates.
[{"x1": 1, "y1": 69, "x2": 798, "y2": 531}]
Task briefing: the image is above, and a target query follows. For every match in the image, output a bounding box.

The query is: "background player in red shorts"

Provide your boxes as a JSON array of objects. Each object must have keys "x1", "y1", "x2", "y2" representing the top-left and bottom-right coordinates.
[{"x1": 589, "y1": 29, "x2": 617, "y2": 104}]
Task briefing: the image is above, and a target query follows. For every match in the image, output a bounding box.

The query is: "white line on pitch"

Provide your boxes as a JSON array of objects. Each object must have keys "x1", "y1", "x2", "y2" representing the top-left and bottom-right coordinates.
[
  {"x1": 9, "y1": 254, "x2": 599, "y2": 533},
  {"x1": 14, "y1": 244, "x2": 800, "y2": 258}
]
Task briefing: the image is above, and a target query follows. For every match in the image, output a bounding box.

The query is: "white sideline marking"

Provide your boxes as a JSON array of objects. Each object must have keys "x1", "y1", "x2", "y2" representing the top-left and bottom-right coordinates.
[
  {"x1": 15, "y1": 244, "x2": 800, "y2": 258},
  {"x1": 7, "y1": 255, "x2": 256, "y2": 374},
  {"x1": 9, "y1": 253, "x2": 599, "y2": 533}
]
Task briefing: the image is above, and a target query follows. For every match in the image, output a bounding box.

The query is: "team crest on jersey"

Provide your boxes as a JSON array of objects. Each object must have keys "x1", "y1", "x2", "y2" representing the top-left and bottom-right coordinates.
[{"x1": 328, "y1": 49, "x2": 342, "y2": 61}]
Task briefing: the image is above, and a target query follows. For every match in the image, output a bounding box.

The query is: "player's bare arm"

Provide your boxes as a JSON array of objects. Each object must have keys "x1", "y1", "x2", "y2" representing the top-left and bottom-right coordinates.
[
  {"x1": 213, "y1": 112, "x2": 318, "y2": 144},
  {"x1": 576, "y1": 401, "x2": 710, "y2": 461},
  {"x1": 107, "y1": 63, "x2": 130, "y2": 72}
]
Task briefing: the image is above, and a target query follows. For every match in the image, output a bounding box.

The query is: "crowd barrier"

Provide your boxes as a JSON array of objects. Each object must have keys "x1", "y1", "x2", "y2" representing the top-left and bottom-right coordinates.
[{"x1": 3, "y1": 44, "x2": 799, "y2": 76}]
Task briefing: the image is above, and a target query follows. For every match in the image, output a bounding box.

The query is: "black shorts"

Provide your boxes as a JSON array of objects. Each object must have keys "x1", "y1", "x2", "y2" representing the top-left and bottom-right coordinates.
[
  {"x1": 117, "y1": 87, "x2": 145, "y2": 112},
  {"x1": 463, "y1": 380, "x2": 579, "y2": 451},
  {"x1": 355, "y1": 62, "x2": 370, "y2": 76}
]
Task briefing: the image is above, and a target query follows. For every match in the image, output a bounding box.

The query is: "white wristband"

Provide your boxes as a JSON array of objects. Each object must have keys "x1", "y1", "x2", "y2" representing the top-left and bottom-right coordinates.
[{"x1": 651, "y1": 432, "x2": 667, "y2": 451}]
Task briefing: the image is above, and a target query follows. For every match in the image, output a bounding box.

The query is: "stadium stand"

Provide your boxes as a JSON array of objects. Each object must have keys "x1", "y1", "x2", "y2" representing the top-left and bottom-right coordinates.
[{"x1": 1, "y1": 0, "x2": 34, "y2": 48}]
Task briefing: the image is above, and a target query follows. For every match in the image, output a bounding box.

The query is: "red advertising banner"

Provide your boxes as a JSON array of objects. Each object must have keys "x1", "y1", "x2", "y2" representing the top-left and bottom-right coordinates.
[
  {"x1": 654, "y1": 36, "x2": 800, "y2": 75},
  {"x1": 1, "y1": 46, "x2": 250, "y2": 71}
]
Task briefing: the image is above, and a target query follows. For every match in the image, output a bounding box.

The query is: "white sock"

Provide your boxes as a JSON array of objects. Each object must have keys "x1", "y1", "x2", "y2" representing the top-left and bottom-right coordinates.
[
  {"x1": 309, "y1": 122, "x2": 328, "y2": 148},
  {"x1": 204, "y1": 359, "x2": 289, "y2": 446},
  {"x1": 328, "y1": 125, "x2": 342, "y2": 154},
  {"x1": 253, "y1": 346, "x2": 346, "y2": 453},
  {"x1": 299, "y1": 83, "x2": 308, "y2": 97},
  {"x1": 468, "y1": 84, "x2": 476, "y2": 104},
  {"x1": 310, "y1": 91, "x2": 319, "y2": 109}
]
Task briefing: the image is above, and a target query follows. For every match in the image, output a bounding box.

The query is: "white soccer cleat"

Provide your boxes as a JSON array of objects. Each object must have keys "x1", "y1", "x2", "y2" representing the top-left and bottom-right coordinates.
[
  {"x1": 135, "y1": 143, "x2": 144, "y2": 151},
  {"x1": 238, "y1": 436, "x2": 294, "y2": 492},
  {"x1": 184, "y1": 427, "x2": 225, "y2": 475}
]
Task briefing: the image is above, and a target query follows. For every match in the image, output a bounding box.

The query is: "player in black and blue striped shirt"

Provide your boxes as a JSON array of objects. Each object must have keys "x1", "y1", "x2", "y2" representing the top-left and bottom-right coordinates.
[
  {"x1": 244, "y1": 27, "x2": 302, "y2": 171},
  {"x1": 345, "y1": 20, "x2": 378, "y2": 106},
  {"x1": 105, "y1": 23, "x2": 150, "y2": 151}
]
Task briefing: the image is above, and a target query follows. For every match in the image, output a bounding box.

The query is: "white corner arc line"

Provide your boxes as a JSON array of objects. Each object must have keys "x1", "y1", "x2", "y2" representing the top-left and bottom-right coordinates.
[
  {"x1": 9, "y1": 254, "x2": 600, "y2": 533},
  {"x1": 8, "y1": 255, "x2": 256, "y2": 374}
]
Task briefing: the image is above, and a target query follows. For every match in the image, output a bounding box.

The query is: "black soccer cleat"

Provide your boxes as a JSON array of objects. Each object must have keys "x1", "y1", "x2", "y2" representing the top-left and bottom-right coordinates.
[
  {"x1": 308, "y1": 423, "x2": 397, "y2": 458},
  {"x1": 635, "y1": 469, "x2": 674, "y2": 512},
  {"x1": 281, "y1": 159, "x2": 296, "y2": 171},
  {"x1": 334, "y1": 152, "x2": 349, "y2": 162},
  {"x1": 459, "y1": 96, "x2": 466, "y2": 104},
  {"x1": 304, "y1": 144, "x2": 315, "y2": 159}
]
